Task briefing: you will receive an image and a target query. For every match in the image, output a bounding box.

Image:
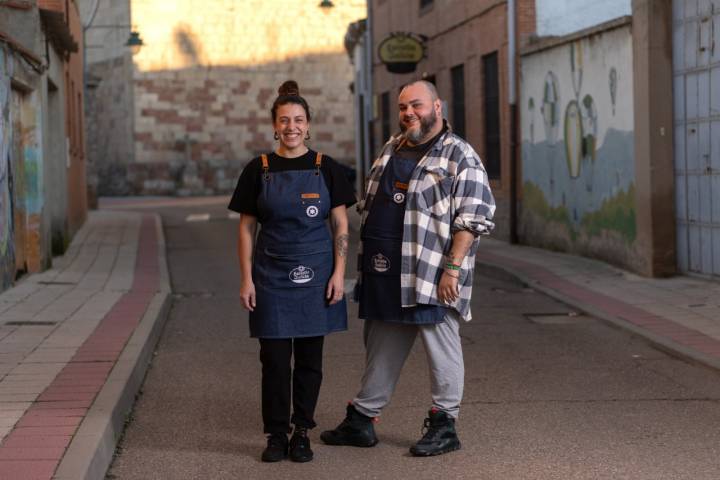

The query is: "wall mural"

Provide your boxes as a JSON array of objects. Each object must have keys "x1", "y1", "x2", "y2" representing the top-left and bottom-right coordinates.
[
  {"x1": 541, "y1": 71, "x2": 560, "y2": 144},
  {"x1": 520, "y1": 25, "x2": 636, "y2": 267},
  {"x1": 609, "y1": 67, "x2": 617, "y2": 115}
]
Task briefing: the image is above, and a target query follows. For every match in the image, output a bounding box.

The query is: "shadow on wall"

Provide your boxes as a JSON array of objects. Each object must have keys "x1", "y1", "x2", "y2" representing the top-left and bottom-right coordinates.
[
  {"x1": 174, "y1": 24, "x2": 205, "y2": 67},
  {"x1": 87, "y1": 28, "x2": 358, "y2": 197}
]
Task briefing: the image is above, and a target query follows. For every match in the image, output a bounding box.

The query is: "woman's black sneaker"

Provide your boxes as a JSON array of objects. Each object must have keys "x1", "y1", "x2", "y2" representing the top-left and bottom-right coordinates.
[
  {"x1": 261, "y1": 433, "x2": 288, "y2": 462},
  {"x1": 289, "y1": 426, "x2": 313, "y2": 462}
]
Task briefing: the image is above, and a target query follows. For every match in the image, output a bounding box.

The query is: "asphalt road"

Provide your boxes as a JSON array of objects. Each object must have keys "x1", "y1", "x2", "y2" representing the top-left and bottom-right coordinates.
[{"x1": 105, "y1": 198, "x2": 720, "y2": 480}]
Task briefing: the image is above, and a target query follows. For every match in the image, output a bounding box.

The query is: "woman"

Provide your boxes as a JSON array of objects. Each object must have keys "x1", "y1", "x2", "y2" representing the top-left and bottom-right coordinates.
[{"x1": 228, "y1": 80, "x2": 356, "y2": 463}]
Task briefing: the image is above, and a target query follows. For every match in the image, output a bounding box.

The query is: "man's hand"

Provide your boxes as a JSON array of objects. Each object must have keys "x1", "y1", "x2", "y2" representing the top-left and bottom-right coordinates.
[
  {"x1": 240, "y1": 279, "x2": 256, "y2": 311},
  {"x1": 326, "y1": 271, "x2": 345, "y2": 305},
  {"x1": 438, "y1": 271, "x2": 460, "y2": 304}
]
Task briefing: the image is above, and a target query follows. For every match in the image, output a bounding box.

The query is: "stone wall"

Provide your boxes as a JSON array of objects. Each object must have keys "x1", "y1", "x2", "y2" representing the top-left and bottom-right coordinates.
[
  {"x1": 85, "y1": 0, "x2": 367, "y2": 196},
  {"x1": 86, "y1": 55, "x2": 136, "y2": 195}
]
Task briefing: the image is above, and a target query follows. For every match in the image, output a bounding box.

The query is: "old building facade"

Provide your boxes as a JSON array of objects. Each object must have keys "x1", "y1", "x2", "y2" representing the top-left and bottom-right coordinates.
[
  {"x1": 362, "y1": 0, "x2": 536, "y2": 241},
  {"x1": 1, "y1": 0, "x2": 87, "y2": 293},
  {"x1": 360, "y1": 0, "x2": 709, "y2": 279},
  {"x1": 82, "y1": 0, "x2": 367, "y2": 197}
]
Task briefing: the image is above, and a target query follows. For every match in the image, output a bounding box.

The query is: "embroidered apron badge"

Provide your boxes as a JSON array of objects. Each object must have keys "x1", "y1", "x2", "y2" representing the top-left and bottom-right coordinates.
[
  {"x1": 371, "y1": 253, "x2": 390, "y2": 273},
  {"x1": 302, "y1": 193, "x2": 320, "y2": 217},
  {"x1": 289, "y1": 265, "x2": 314, "y2": 283},
  {"x1": 393, "y1": 181, "x2": 408, "y2": 204}
]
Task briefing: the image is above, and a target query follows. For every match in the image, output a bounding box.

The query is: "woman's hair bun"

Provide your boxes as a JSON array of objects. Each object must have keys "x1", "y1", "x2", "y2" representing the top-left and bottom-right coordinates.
[{"x1": 278, "y1": 80, "x2": 300, "y2": 97}]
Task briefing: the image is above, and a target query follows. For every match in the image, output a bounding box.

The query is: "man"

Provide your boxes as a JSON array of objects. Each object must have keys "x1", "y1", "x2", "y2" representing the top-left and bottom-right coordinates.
[{"x1": 321, "y1": 81, "x2": 495, "y2": 456}]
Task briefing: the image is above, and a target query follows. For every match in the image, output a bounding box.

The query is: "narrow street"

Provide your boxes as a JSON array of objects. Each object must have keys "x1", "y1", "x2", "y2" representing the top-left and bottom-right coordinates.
[{"x1": 105, "y1": 198, "x2": 720, "y2": 480}]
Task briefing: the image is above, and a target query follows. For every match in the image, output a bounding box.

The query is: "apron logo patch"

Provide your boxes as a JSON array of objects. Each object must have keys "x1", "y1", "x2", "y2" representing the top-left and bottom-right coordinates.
[
  {"x1": 289, "y1": 265, "x2": 314, "y2": 284},
  {"x1": 371, "y1": 253, "x2": 390, "y2": 273},
  {"x1": 306, "y1": 206, "x2": 319, "y2": 217},
  {"x1": 393, "y1": 192, "x2": 405, "y2": 204},
  {"x1": 301, "y1": 193, "x2": 320, "y2": 199},
  {"x1": 394, "y1": 181, "x2": 409, "y2": 191}
]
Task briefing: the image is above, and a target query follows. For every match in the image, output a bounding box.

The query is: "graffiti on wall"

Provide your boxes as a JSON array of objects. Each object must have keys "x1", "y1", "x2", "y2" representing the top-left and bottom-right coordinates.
[
  {"x1": 0, "y1": 49, "x2": 14, "y2": 289},
  {"x1": 520, "y1": 25, "x2": 636, "y2": 256}
]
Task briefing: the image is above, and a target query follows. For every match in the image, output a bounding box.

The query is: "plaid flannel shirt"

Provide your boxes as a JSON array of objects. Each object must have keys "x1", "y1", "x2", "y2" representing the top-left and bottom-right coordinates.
[{"x1": 357, "y1": 128, "x2": 496, "y2": 321}]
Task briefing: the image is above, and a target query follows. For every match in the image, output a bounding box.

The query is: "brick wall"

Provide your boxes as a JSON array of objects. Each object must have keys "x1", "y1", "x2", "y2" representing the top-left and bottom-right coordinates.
[
  {"x1": 86, "y1": 55, "x2": 136, "y2": 195},
  {"x1": 370, "y1": 0, "x2": 512, "y2": 240},
  {"x1": 88, "y1": 0, "x2": 367, "y2": 196},
  {"x1": 517, "y1": 0, "x2": 537, "y2": 43}
]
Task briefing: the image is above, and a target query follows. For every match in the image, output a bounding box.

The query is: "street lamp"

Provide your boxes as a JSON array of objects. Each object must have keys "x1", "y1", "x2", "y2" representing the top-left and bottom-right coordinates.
[{"x1": 124, "y1": 30, "x2": 144, "y2": 55}]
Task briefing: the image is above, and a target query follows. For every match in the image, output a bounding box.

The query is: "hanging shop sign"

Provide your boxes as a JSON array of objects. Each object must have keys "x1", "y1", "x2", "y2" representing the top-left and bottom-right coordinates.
[{"x1": 378, "y1": 32, "x2": 427, "y2": 74}]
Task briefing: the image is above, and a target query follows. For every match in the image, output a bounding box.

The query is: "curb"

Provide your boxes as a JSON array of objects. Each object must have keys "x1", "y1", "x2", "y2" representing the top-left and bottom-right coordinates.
[
  {"x1": 476, "y1": 258, "x2": 720, "y2": 374},
  {"x1": 53, "y1": 214, "x2": 172, "y2": 480}
]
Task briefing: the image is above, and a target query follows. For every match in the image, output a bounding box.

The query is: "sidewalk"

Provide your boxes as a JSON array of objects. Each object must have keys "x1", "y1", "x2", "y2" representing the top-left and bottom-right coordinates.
[
  {"x1": 477, "y1": 239, "x2": 720, "y2": 371},
  {"x1": 0, "y1": 210, "x2": 171, "y2": 480}
]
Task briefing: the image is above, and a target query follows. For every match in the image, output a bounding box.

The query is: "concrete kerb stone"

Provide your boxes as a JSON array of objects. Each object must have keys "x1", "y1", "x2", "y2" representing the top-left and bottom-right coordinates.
[
  {"x1": 476, "y1": 258, "x2": 720, "y2": 374},
  {"x1": 53, "y1": 214, "x2": 172, "y2": 480}
]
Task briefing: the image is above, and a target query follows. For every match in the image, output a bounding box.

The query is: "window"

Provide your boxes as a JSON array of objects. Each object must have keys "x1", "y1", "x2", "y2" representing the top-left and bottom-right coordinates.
[
  {"x1": 68, "y1": 78, "x2": 75, "y2": 153},
  {"x1": 482, "y1": 52, "x2": 501, "y2": 179},
  {"x1": 381, "y1": 91, "x2": 391, "y2": 141},
  {"x1": 77, "y1": 92, "x2": 84, "y2": 157},
  {"x1": 380, "y1": 91, "x2": 391, "y2": 141},
  {"x1": 450, "y1": 64, "x2": 465, "y2": 139}
]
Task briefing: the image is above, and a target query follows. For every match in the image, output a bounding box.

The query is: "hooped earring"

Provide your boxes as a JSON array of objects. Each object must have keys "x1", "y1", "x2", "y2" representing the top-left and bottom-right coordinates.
[
  {"x1": 274, "y1": 132, "x2": 279, "y2": 140},
  {"x1": 305, "y1": 131, "x2": 310, "y2": 140}
]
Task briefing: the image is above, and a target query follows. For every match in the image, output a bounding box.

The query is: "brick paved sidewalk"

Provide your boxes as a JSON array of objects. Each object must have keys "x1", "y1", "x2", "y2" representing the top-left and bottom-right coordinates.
[
  {"x1": 0, "y1": 211, "x2": 170, "y2": 480},
  {"x1": 477, "y1": 239, "x2": 720, "y2": 371}
]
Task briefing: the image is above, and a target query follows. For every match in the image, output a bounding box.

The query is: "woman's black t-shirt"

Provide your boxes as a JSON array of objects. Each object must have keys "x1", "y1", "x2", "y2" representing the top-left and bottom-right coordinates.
[{"x1": 227, "y1": 150, "x2": 357, "y2": 216}]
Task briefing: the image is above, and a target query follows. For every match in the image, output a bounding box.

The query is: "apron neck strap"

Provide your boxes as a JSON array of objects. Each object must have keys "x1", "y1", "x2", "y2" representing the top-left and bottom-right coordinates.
[
  {"x1": 261, "y1": 154, "x2": 270, "y2": 181},
  {"x1": 315, "y1": 152, "x2": 322, "y2": 176}
]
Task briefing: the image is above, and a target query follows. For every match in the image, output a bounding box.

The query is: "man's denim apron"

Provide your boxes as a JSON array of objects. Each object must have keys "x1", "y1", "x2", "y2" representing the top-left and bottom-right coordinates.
[
  {"x1": 250, "y1": 153, "x2": 348, "y2": 338},
  {"x1": 360, "y1": 151, "x2": 447, "y2": 324}
]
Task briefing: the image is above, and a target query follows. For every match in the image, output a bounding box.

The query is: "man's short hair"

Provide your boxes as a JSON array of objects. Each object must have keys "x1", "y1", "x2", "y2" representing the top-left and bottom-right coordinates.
[{"x1": 401, "y1": 80, "x2": 439, "y2": 102}]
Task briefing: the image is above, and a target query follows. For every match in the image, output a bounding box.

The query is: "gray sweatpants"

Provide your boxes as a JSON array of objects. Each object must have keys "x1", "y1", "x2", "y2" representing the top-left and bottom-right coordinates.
[{"x1": 352, "y1": 311, "x2": 464, "y2": 419}]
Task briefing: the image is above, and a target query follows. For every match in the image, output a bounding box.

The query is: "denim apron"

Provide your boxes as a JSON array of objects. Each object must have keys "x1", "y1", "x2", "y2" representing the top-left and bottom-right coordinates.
[
  {"x1": 360, "y1": 149, "x2": 448, "y2": 324},
  {"x1": 250, "y1": 152, "x2": 348, "y2": 338}
]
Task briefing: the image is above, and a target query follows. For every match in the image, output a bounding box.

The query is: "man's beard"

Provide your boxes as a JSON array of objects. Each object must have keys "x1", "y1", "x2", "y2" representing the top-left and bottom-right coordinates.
[{"x1": 399, "y1": 108, "x2": 437, "y2": 144}]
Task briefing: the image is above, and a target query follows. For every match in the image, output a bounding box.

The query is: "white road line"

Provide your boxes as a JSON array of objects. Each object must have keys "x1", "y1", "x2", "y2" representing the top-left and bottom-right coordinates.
[
  {"x1": 185, "y1": 213, "x2": 211, "y2": 222},
  {"x1": 227, "y1": 212, "x2": 241, "y2": 220}
]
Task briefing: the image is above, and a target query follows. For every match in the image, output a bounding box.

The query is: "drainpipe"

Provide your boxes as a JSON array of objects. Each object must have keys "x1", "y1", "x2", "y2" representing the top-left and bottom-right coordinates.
[
  {"x1": 81, "y1": 0, "x2": 102, "y2": 97},
  {"x1": 363, "y1": 0, "x2": 373, "y2": 183},
  {"x1": 507, "y1": 0, "x2": 519, "y2": 244}
]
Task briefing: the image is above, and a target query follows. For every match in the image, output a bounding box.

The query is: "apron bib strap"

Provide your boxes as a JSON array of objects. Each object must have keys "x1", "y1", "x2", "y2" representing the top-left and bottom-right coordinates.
[
  {"x1": 261, "y1": 154, "x2": 270, "y2": 181},
  {"x1": 315, "y1": 152, "x2": 322, "y2": 175}
]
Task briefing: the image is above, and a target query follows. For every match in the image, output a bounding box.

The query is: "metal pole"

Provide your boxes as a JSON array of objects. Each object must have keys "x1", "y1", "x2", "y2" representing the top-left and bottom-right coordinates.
[
  {"x1": 508, "y1": 0, "x2": 518, "y2": 244},
  {"x1": 364, "y1": 0, "x2": 373, "y2": 177}
]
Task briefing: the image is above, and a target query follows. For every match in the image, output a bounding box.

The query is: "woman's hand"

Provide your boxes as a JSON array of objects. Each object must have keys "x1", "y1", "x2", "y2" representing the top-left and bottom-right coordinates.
[
  {"x1": 326, "y1": 271, "x2": 345, "y2": 305},
  {"x1": 438, "y1": 271, "x2": 460, "y2": 305},
  {"x1": 240, "y1": 279, "x2": 256, "y2": 311}
]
